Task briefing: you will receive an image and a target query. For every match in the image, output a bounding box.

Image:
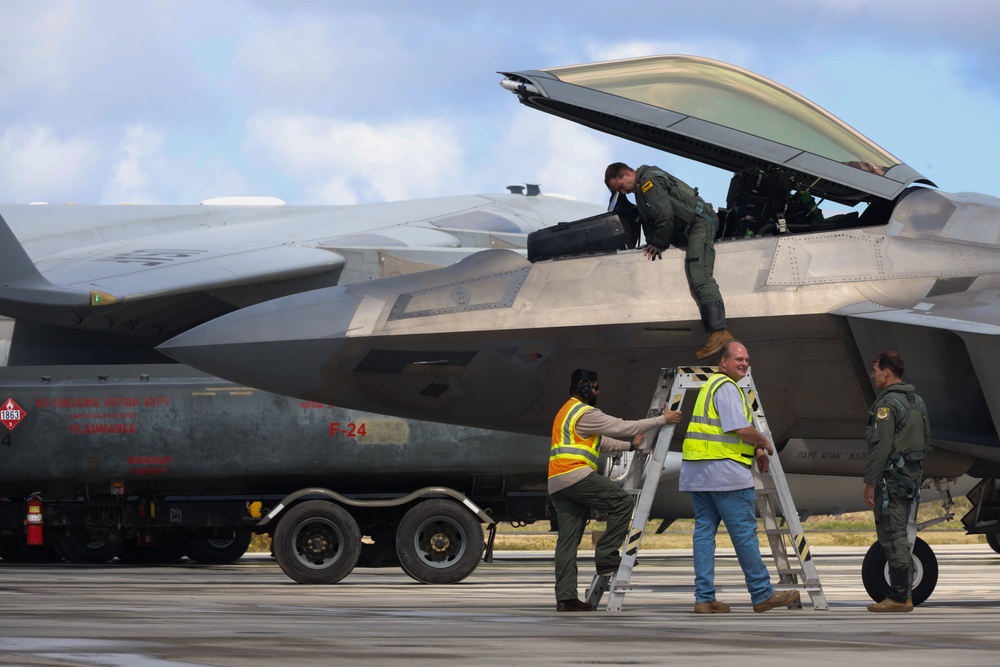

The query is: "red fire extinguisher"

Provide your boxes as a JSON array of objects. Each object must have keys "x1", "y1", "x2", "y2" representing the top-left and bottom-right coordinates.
[{"x1": 25, "y1": 494, "x2": 43, "y2": 546}]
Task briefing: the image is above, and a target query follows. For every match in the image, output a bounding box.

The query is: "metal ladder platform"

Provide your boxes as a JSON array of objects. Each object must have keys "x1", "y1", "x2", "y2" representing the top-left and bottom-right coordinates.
[{"x1": 585, "y1": 367, "x2": 828, "y2": 612}]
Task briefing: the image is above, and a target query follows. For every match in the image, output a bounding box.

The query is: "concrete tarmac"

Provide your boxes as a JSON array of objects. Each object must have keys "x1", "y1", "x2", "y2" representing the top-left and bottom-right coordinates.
[{"x1": 1, "y1": 544, "x2": 999, "y2": 666}]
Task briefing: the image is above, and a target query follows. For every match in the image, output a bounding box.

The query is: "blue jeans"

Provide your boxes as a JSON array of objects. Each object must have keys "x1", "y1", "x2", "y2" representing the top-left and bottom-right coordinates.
[{"x1": 690, "y1": 488, "x2": 773, "y2": 605}]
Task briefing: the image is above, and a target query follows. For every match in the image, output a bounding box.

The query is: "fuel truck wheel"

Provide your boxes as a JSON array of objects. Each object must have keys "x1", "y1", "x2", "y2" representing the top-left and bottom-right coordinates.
[
  {"x1": 0, "y1": 534, "x2": 62, "y2": 563},
  {"x1": 55, "y1": 535, "x2": 123, "y2": 564},
  {"x1": 118, "y1": 539, "x2": 186, "y2": 564},
  {"x1": 184, "y1": 529, "x2": 252, "y2": 564},
  {"x1": 395, "y1": 499, "x2": 483, "y2": 584},
  {"x1": 861, "y1": 536, "x2": 938, "y2": 606},
  {"x1": 273, "y1": 500, "x2": 361, "y2": 584}
]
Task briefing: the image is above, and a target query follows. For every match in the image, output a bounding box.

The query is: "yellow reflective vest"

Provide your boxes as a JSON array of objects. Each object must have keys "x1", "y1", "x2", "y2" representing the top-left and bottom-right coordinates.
[
  {"x1": 548, "y1": 398, "x2": 601, "y2": 480},
  {"x1": 682, "y1": 373, "x2": 756, "y2": 466}
]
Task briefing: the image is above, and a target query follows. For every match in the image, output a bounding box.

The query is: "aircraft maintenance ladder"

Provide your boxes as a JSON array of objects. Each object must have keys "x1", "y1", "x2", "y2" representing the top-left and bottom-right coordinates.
[{"x1": 585, "y1": 367, "x2": 828, "y2": 612}]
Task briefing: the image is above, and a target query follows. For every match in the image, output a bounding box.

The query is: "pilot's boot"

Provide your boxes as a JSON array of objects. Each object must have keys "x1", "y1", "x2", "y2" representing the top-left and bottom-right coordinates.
[
  {"x1": 867, "y1": 597, "x2": 913, "y2": 613},
  {"x1": 868, "y1": 568, "x2": 914, "y2": 613},
  {"x1": 695, "y1": 302, "x2": 734, "y2": 360}
]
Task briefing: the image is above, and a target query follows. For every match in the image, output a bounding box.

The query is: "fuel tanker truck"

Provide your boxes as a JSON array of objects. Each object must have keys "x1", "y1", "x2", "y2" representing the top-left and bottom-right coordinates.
[{"x1": 0, "y1": 363, "x2": 553, "y2": 584}]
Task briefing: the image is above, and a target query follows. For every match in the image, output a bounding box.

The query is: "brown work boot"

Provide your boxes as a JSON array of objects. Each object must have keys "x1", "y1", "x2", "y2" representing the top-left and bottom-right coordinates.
[
  {"x1": 695, "y1": 329, "x2": 735, "y2": 360},
  {"x1": 867, "y1": 597, "x2": 913, "y2": 613},
  {"x1": 752, "y1": 589, "x2": 800, "y2": 613},
  {"x1": 694, "y1": 599, "x2": 731, "y2": 614}
]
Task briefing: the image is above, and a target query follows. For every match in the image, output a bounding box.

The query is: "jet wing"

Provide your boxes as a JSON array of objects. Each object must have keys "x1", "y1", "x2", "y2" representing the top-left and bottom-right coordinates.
[
  {"x1": 836, "y1": 290, "x2": 1000, "y2": 457},
  {"x1": 0, "y1": 194, "x2": 604, "y2": 343},
  {"x1": 836, "y1": 290, "x2": 1000, "y2": 336},
  {"x1": 500, "y1": 55, "x2": 934, "y2": 204}
]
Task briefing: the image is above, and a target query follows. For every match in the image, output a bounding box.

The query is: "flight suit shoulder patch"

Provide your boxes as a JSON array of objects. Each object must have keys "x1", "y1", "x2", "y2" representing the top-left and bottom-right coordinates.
[
  {"x1": 640, "y1": 179, "x2": 655, "y2": 194},
  {"x1": 876, "y1": 406, "x2": 891, "y2": 420}
]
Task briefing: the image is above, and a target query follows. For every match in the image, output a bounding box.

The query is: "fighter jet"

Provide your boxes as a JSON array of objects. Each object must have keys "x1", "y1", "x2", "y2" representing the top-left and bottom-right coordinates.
[
  {"x1": 0, "y1": 189, "x2": 603, "y2": 363},
  {"x1": 160, "y1": 55, "x2": 1000, "y2": 603}
]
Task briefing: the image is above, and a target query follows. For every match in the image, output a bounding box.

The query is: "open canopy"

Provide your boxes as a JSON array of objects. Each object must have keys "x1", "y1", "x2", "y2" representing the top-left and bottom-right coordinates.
[{"x1": 500, "y1": 55, "x2": 933, "y2": 204}]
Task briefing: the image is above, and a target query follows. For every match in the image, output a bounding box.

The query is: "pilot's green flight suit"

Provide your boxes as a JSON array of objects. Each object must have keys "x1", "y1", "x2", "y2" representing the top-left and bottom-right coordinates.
[
  {"x1": 864, "y1": 382, "x2": 929, "y2": 606},
  {"x1": 633, "y1": 165, "x2": 726, "y2": 334}
]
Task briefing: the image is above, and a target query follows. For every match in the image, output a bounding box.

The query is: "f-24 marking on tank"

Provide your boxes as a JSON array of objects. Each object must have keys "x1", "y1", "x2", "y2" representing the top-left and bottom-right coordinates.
[{"x1": 161, "y1": 55, "x2": 1000, "y2": 604}]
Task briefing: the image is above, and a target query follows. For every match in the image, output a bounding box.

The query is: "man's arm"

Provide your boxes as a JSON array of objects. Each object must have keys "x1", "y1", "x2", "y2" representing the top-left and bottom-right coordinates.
[
  {"x1": 715, "y1": 383, "x2": 773, "y2": 472},
  {"x1": 639, "y1": 175, "x2": 677, "y2": 250},
  {"x1": 576, "y1": 406, "x2": 681, "y2": 454}
]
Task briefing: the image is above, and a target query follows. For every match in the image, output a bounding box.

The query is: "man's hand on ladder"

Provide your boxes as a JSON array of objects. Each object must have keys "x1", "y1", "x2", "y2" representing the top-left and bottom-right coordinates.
[
  {"x1": 754, "y1": 447, "x2": 771, "y2": 473},
  {"x1": 662, "y1": 407, "x2": 683, "y2": 425}
]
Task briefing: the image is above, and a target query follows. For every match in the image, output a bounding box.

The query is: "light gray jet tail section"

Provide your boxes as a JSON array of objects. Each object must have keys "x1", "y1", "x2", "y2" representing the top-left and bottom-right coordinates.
[{"x1": 0, "y1": 212, "x2": 85, "y2": 307}]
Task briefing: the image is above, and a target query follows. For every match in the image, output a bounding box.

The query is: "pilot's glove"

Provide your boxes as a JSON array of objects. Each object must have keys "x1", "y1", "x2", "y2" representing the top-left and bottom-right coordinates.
[{"x1": 643, "y1": 244, "x2": 664, "y2": 261}]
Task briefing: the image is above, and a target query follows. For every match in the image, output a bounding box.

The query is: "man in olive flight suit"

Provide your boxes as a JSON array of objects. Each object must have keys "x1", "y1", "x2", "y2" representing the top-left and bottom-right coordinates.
[
  {"x1": 605, "y1": 162, "x2": 732, "y2": 360},
  {"x1": 863, "y1": 350, "x2": 930, "y2": 613}
]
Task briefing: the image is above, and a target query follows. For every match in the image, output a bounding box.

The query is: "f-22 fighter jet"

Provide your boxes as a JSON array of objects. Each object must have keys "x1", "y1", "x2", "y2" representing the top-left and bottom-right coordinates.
[{"x1": 162, "y1": 56, "x2": 1000, "y2": 604}]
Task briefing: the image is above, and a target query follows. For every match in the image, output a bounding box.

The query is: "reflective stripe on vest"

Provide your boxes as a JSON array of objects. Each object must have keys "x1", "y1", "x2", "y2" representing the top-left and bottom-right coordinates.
[
  {"x1": 548, "y1": 398, "x2": 602, "y2": 479},
  {"x1": 682, "y1": 373, "x2": 755, "y2": 466}
]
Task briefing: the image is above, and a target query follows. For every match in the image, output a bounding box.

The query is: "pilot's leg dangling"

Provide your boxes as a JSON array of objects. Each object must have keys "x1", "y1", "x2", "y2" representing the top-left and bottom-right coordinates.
[
  {"x1": 696, "y1": 302, "x2": 734, "y2": 360},
  {"x1": 687, "y1": 219, "x2": 732, "y2": 360}
]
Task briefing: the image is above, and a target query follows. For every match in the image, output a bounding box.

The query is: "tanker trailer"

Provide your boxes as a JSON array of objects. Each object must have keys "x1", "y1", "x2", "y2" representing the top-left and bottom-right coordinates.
[{"x1": 0, "y1": 363, "x2": 552, "y2": 584}]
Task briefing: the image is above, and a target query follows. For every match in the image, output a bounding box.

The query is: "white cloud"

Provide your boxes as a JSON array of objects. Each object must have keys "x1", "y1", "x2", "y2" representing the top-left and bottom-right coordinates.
[
  {"x1": 105, "y1": 126, "x2": 165, "y2": 203},
  {"x1": 245, "y1": 113, "x2": 466, "y2": 204},
  {"x1": 0, "y1": 126, "x2": 98, "y2": 202}
]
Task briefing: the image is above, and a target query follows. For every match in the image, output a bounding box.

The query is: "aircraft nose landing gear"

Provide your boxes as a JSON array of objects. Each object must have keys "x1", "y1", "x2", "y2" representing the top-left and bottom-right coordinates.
[{"x1": 862, "y1": 479, "x2": 954, "y2": 605}]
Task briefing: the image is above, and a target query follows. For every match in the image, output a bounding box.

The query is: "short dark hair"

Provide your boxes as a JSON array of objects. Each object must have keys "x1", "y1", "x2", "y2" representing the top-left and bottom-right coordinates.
[
  {"x1": 604, "y1": 162, "x2": 631, "y2": 190},
  {"x1": 570, "y1": 368, "x2": 599, "y2": 395},
  {"x1": 873, "y1": 350, "x2": 905, "y2": 378}
]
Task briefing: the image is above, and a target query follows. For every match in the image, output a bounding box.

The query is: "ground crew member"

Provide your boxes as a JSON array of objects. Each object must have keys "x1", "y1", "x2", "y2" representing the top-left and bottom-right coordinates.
[
  {"x1": 863, "y1": 350, "x2": 929, "y2": 613},
  {"x1": 679, "y1": 340, "x2": 800, "y2": 613},
  {"x1": 605, "y1": 162, "x2": 732, "y2": 360},
  {"x1": 548, "y1": 368, "x2": 681, "y2": 611}
]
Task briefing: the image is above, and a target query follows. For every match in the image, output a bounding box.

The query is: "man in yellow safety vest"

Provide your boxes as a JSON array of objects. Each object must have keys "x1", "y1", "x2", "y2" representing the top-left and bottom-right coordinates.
[{"x1": 680, "y1": 340, "x2": 801, "y2": 614}]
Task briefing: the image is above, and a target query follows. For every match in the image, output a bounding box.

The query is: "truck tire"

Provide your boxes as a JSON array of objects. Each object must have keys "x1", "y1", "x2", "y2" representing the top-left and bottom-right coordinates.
[
  {"x1": 118, "y1": 540, "x2": 186, "y2": 564},
  {"x1": 0, "y1": 535, "x2": 62, "y2": 563},
  {"x1": 273, "y1": 500, "x2": 361, "y2": 584},
  {"x1": 861, "y1": 536, "x2": 938, "y2": 605},
  {"x1": 396, "y1": 499, "x2": 483, "y2": 584},
  {"x1": 184, "y1": 529, "x2": 252, "y2": 564},
  {"x1": 55, "y1": 535, "x2": 123, "y2": 564}
]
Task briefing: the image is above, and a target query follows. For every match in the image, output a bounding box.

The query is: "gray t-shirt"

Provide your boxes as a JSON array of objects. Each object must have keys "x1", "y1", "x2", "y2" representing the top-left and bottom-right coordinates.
[{"x1": 679, "y1": 381, "x2": 755, "y2": 493}]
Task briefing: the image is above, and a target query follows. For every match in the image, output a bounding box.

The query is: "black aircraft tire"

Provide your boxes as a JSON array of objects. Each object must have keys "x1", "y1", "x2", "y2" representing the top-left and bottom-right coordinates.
[
  {"x1": 55, "y1": 536, "x2": 123, "y2": 564},
  {"x1": 184, "y1": 529, "x2": 253, "y2": 564},
  {"x1": 861, "y1": 537, "x2": 938, "y2": 606},
  {"x1": 395, "y1": 499, "x2": 484, "y2": 585},
  {"x1": 986, "y1": 532, "x2": 1000, "y2": 554},
  {"x1": 273, "y1": 501, "x2": 361, "y2": 584}
]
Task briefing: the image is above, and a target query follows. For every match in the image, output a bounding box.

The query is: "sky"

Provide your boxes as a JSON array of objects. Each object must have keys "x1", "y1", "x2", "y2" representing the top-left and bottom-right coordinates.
[{"x1": 0, "y1": 1, "x2": 998, "y2": 213}]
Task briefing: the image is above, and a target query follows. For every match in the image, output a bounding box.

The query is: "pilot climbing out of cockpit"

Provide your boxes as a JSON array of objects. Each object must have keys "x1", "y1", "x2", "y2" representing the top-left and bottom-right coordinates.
[
  {"x1": 863, "y1": 350, "x2": 929, "y2": 613},
  {"x1": 605, "y1": 163, "x2": 733, "y2": 360}
]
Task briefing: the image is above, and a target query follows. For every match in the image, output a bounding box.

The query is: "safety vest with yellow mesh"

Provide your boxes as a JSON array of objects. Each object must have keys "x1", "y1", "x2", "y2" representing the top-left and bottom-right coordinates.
[
  {"x1": 682, "y1": 373, "x2": 756, "y2": 466},
  {"x1": 548, "y1": 397, "x2": 602, "y2": 480}
]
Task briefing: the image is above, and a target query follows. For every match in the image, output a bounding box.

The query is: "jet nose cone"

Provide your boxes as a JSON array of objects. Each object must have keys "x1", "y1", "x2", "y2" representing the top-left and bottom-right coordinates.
[{"x1": 158, "y1": 288, "x2": 376, "y2": 399}]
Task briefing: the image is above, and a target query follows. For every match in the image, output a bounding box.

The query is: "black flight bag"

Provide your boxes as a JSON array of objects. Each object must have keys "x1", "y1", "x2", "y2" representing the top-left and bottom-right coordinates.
[{"x1": 527, "y1": 210, "x2": 636, "y2": 263}]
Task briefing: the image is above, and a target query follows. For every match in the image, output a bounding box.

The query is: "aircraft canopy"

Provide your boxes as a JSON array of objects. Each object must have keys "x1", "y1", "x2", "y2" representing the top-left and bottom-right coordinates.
[{"x1": 500, "y1": 55, "x2": 933, "y2": 204}]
